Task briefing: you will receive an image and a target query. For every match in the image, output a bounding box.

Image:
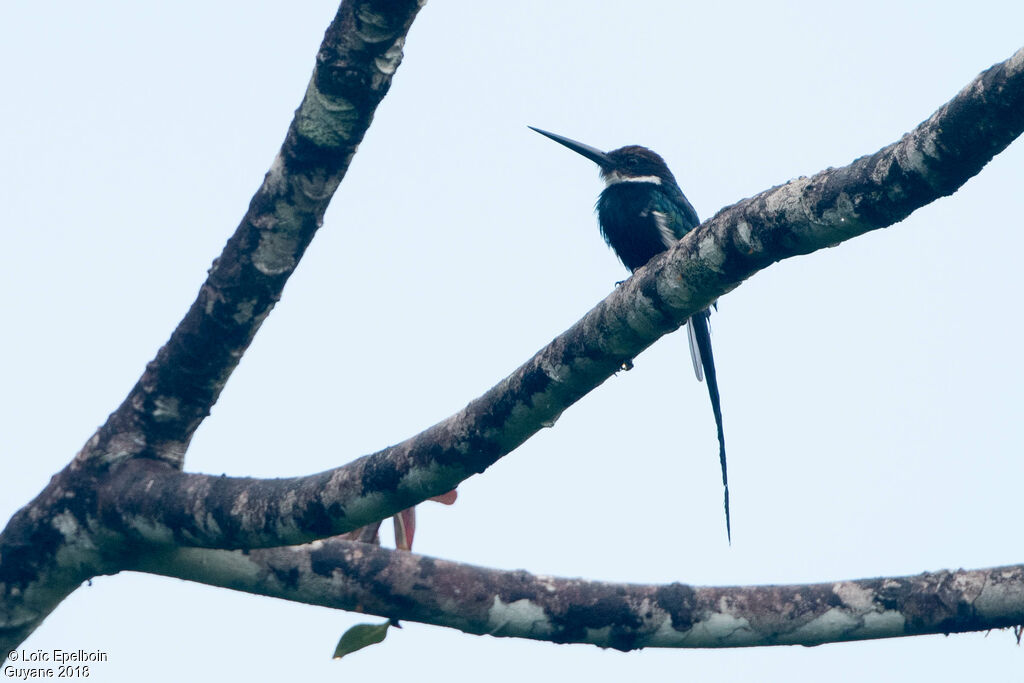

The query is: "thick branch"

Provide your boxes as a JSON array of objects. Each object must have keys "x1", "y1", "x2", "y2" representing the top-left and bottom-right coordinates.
[
  {"x1": 134, "y1": 539, "x2": 1024, "y2": 650},
  {"x1": 4, "y1": 29, "x2": 1022, "y2": 661},
  {"x1": 0, "y1": 0, "x2": 424, "y2": 653},
  {"x1": 680, "y1": 45, "x2": 1024, "y2": 295},
  {"x1": 80, "y1": 0, "x2": 424, "y2": 470},
  {"x1": 102, "y1": 48, "x2": 1024, "y2": 550}
]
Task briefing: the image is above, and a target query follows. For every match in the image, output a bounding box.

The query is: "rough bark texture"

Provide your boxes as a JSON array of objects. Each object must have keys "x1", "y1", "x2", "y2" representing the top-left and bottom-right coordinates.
[
  {"x1": 94, "y1": 47, "x2": 1024, "y2": 553},
  {"x1": 80, "y1": 0, "x2": 424, "y2": 471},
  {"x1": 1, "y1": 0, "x2": 1022, "y2": 664},
  {"x1": 0, "y1": 0, "x2": 424, "y2": 652},
  {"x1": 134, "y1": 540, "x2": 1024, "y2": 650}
]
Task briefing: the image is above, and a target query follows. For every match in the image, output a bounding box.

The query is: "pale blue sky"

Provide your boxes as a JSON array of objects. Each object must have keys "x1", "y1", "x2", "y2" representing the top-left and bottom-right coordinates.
[{"x1": 3, "y1": 2, "x2": 1024, "y2": 680}]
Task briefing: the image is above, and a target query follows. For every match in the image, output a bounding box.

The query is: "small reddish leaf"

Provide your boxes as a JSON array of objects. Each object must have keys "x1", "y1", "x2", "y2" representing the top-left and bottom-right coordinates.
[{"x1": 429, "y1": 489, "x2": 458, "y2": 505}]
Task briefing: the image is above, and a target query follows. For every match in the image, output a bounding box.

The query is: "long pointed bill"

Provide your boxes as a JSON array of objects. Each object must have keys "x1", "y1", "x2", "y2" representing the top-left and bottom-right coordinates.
[{"x1": 528, "y1": 126, "x2": 612, "y2": 167}]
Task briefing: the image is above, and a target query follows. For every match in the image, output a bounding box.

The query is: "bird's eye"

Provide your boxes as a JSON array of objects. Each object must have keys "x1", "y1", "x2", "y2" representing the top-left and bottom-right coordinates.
[{"x1": 626, "y1": 157, "x2": 640, "y2": 168}]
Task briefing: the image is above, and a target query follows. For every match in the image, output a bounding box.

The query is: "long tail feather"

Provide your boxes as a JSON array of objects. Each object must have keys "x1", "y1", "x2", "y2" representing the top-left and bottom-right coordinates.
[
  {"x1": 689, "y1": 311, "x2": 730, "y2": 544},
  {"x1": 686, "y1": 319, "x2": 703, "y2": 381}
]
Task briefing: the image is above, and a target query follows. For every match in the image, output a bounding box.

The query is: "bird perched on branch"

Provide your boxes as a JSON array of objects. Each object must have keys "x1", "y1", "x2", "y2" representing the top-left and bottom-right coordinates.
[{"x1": 530, "y1": 126, "x2": 731, "y2": 542}]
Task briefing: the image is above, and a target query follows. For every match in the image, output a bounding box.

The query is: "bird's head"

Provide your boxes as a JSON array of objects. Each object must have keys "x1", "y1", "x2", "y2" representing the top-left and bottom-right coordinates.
[
  {"x1": 601, "y1": 145, "x2": 675, "y2": 188},
  {"x1": 529, "y1": 127, "x2": 676, "y2": 188}
]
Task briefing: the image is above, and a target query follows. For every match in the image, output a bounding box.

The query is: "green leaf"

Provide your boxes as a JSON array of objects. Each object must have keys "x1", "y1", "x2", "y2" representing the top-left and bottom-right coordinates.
[{"x1": 332, "y1": 620, "x2": 391, "y2": 660}]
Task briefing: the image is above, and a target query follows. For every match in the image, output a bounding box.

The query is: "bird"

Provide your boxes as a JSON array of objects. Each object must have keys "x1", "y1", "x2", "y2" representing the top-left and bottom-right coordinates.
[{"x1": 529, "y1": 126, "x2": 731, "y2": 542}]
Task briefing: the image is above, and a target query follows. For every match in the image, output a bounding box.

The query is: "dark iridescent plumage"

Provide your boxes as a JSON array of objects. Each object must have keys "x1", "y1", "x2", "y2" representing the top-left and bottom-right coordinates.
[{"x1": 530, "y1": 127, "x2": 731, "y2": 542}]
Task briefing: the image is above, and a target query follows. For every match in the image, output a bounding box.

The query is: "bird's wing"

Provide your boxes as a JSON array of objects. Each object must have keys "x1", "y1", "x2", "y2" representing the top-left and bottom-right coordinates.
[
  {"x1": 661, "y1": 184, "x2": 701, "y2": 236},
  {"x1": 649, "y1": 189, "x2": 698, "y2": 242}
]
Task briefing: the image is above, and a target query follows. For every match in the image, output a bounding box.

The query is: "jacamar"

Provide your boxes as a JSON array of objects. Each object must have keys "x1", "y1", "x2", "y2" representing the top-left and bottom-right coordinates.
[{"x1": 529, "y1": 126, "x2": 731, "y2": 542}]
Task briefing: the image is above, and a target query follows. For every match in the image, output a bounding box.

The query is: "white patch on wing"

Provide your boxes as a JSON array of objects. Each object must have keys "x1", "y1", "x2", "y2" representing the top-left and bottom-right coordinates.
[
  {"x1": 652, "y1": 211, "x2": 676, "y2": 248},
  {"x1": 603, "y1": 171, "x2": 662, "y2": 187}
]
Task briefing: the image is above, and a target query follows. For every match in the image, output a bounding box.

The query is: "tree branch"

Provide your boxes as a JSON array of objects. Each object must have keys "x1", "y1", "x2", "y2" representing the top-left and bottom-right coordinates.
[
  {"x1": 0, "y1": 0, "x2": 424, "y2": 653},
  {"x1": 98, "y1": 47, "x2": 1024, "y2": 551},
  {"x1": 2, "y1": 2, "x2": 1022, "y2": 659},
  {"x1": 134, "y1": 539, "x2": 1024, "y2": 650},
  {"x1": 79, "y1": 0, "x2": 424, "y2": 470}
]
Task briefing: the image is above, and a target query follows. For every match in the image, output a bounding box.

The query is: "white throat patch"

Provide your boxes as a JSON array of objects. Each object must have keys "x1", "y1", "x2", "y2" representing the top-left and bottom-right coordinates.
[{"x1": 603, "y1": 171, "x2": 662, "y2": 188}]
